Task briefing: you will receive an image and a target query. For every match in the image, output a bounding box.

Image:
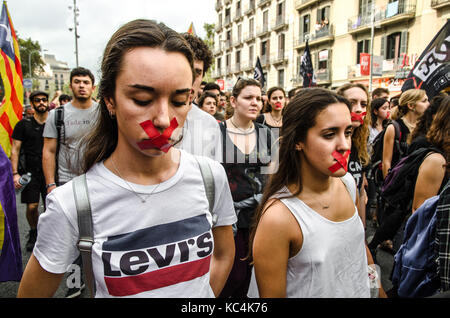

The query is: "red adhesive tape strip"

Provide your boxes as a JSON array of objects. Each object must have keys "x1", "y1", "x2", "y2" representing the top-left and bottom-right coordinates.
[
  {"x1": 328, "y1": 150, "x2": 351, "y2": 173},
  {"x1": 137, "y1": 118, "x2": 179, "y2": 153},
  {"x1": 351, "y1": 112, "x2": 367, "y2": 125}
]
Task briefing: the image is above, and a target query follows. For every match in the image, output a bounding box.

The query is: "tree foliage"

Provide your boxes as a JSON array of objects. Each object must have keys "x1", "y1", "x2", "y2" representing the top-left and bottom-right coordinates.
[{"x1": 18, "y1": 37, "x2": 45, "y2": 78}]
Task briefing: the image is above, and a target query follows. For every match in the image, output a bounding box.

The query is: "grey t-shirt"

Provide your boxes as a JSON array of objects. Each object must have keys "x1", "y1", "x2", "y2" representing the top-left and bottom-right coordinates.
[
  {"x1": 43, "y1": 102, "x2": 99, "y2": 183},
  {"x1": 176, "y1": 103, "x2": 222, "y2": 162}
]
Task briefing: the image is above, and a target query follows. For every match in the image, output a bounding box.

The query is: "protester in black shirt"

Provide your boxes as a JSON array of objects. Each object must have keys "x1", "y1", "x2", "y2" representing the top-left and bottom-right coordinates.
[
  {"x1": 219, "y1": 78, "x2": 275, "y2": 298},
  {"x1": 10, "y1": 90, "x2": 49, "y2": 251}
]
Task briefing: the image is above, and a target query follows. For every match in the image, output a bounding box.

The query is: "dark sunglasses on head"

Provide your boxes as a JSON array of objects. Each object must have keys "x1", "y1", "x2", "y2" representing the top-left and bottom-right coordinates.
[{"x1": 33, "y1": 97, "x2": 48, "y2": 103}]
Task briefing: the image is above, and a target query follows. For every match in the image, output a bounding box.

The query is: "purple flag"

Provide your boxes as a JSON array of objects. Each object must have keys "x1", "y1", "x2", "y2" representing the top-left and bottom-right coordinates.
[{"x1": 0, "y1": 146, "x2": 22, "y2": 282}]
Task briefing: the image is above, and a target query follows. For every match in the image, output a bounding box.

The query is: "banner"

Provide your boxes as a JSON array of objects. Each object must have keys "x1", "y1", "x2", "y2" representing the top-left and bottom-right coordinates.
[
  {"x1": 0, "y1": 1, "x2": 23, "y2": 158},
  {"x1": 300, "y1": 41, "x2": 315, "y2": 88},
  {"x1": 360, "y1": 53, "x2": 371, "y2": 76},
  {"x1": 0, "y1": 146, "x2": 22, "y2": 282},
  {"x1": 401, "y1": 20, "x2": 450, "y2": 99},
  {"x1": 254, "y1": 56, "x2": 265, "y2": 88}
]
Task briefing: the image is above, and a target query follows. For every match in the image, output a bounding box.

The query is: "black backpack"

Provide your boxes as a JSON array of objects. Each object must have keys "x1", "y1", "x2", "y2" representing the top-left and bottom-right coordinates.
[{"x1": 367, "y1": 120, "x2": 406, "y2": 187}]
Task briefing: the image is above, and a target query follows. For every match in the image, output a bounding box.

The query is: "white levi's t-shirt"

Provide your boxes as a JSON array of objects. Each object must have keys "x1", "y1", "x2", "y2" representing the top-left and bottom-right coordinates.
[{"x1": 34, "y1": 150, "x2": 237, "y2": 297}]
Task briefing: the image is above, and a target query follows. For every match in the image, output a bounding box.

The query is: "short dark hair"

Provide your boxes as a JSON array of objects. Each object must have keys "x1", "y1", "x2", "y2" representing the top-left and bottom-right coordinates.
[
  {"x1": 181, "y1": 33, "x2": 213, "y2": 75},
  {"x1": 59, "y1": 94, "x2": 72, "y2": 104},
  {"x1": 372, "y1": 87, "x2": 389, "y2": 99},
  {"x1": 70, "y1": 67, "x2": 95, "y2": 85},
  {"x1": 203, "y1": 82, "x2": 220, "y2": 92},
  {"x1": 198, "y1": 91, "x2": 218, "y2": 108}
]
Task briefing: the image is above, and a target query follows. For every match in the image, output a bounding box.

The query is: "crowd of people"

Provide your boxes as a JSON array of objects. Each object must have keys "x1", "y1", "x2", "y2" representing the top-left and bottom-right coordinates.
[{"x1": 4, "y1": 19, "x2": 449, "y2": 298}]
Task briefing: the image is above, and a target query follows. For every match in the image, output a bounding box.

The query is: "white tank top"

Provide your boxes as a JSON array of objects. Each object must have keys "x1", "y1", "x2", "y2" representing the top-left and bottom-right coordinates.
[{"x1": 248, "y1": 173, "x2": 370, "y2": 298}]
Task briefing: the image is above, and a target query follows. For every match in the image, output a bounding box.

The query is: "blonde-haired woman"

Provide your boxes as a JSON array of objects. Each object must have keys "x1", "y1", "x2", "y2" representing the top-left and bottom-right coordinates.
[
  {"x1": 382, "y1": 89, "x2": 429, "y2": 178},
  {"x1": 367, "y1": 89, "x2": 429, "y2": 257}
]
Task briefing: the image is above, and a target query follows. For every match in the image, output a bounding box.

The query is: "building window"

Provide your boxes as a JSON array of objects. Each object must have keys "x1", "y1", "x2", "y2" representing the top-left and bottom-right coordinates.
[
  {"x1": 249, "y1": 45, "x2": 254, "y2": 64},
  {"x1": 302, "y1": 14, "x2": 310, "y2": 35},
  {"x1": 278, "y1": 69, "x2": 284, "y2": 88},
  {"x1": 278, "y1": 33, "x2": 285, "y2": 57},
  {"x1": 263, "y1": 10, "x2": 269, "y2": 31},
  {"x1": 386, "y1": 32, "x2": 401, "y2": 60},
  {"x1": 318, "y1": 49, "x2": 329, "y2": 69},
  {"x1": 249, "y1": 17, "x2": 254, "y2": 36},
  {"x1": 357, "y1": 39, "x2": 370, "y2": 64}
]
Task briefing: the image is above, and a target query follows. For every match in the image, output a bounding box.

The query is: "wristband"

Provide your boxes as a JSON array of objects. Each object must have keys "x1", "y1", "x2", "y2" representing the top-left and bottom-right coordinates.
[
  {"x1": 13, "y1": 172, "x2": 19, "y2": 175},
  {"x1": 46, "y1": 183, "x2": 57, "y2": 189}
]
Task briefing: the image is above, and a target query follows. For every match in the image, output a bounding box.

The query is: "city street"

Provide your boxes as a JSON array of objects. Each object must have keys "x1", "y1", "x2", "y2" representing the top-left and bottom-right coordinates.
[{"x1": 0, "y1": 193, "x2": 394, "y2": 298}]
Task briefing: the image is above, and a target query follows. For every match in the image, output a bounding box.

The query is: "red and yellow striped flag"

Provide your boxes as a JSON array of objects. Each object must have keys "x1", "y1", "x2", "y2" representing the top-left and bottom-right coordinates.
[
  {"x1": 187, "y1": 22, "x2": 196, "y2": 36},
  {"x1": 0, "y1": 1, "x2": 23, "y2": 158}
]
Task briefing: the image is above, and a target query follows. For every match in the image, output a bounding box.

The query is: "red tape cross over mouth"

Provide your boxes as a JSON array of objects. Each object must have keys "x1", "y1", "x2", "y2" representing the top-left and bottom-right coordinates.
[
  {"x1": 351, "y1": 112, "x2": 367, "y2": 125},
  {"x1": 328, "y1": 150, "x2": 351, "y2": 173},
  {"x1": 137, "y1": 118, "x2": 178, "y2": 153}
]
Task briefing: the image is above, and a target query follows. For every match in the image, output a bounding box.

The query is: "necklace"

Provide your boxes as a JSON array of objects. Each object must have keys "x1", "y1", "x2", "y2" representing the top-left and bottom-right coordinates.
[
  {"x1": 229, "y1": 117, "x2": 255, "y2": 134},
  {"x1": 402, "y1": 117, "x2": 415, "y2": 132},
  {"x1": 269, "y1": 112, "x2": 282, "y2": 125},
  {"x1": 110, "y1": 157, "x2": 160, "y2": 203}
]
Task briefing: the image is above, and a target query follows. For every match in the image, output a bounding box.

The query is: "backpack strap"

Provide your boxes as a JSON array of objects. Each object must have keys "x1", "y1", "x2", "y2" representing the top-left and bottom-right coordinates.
[
  {"x1": 54, "y1": 107, "x2": 64, "y2": 183},
  {"x1": 72, "y1": 174, "x2": 96, "y2": 298},
  {"x1": 194, "y1": 156, "x2": 218, "y2": 226},
  {"x1": 391, "y1": 120, "x2": 405, "y2": 157}
]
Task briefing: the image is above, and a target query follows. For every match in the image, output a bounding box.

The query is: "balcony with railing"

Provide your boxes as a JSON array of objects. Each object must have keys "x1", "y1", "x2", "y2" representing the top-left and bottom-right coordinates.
[
  {"x1": 245, "y1": 0, "x2": 256, "y2": 15},
  {"x1": 431, "y1": 0, "x2": 450, "y2": 8},
  {"x1": 215, "y1": 0, "x2": 223, "y2": 11},
  {"x1": 258, "y1": 0, "x2": 271, "y2": 8},
  {"x1": 234, "y1": 8, "x2": 243, "y2": 22},
  {"x1": 232, "y1": 63, "x2": 241, "y2": 74},
  {"x1": 348, "y1": 0, "x2": 416, "y2": 34},
  {"x1": 315, "y1": 68, "x2": 331, "y2": 83},
  {"x1": 224, "y1": 39, "x2": 233, "y2": 51},
  {"x1": 256, "y1": 24, "x2": 271, "y2": 37},
  {"x1": 272, "y1": 15, "x2": 288, "y2": 32},
  {"x1": 244, "y1": 31, "x2": 256, "y2": 43},
  {"x1": 241, "y1": 61, "x2": 254, "y2": 72},
  {"x1": 215, "y1": 21, "x2": 223, "y2": 32},
  {"x1": 233, "y1": 35, "x2": 243, "y2": 47},
  {"x1": 212, "y1": 68, "x2": 223, "y2": 79},
  {"x1": 294, "y1": 24, "x2": 334, "y2": 49},
  {"x1": 295, "y1": 0, "x2": 320, "y2": 11},
  {"x1": 271, "y1": 51, "x2": 288, "y2": 65},
  {"x1": 260, "y1": 55, "x2": 270, "y2": 67},
  {"x1": 224, "y1": 15, "x2": 232, "y2": 27}
]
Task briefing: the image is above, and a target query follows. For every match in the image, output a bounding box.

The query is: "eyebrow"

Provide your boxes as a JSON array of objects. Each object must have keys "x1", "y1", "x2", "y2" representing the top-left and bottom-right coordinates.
[
  {"x1": 321, "y1": 125, "x2": 354, "y2": 132},
  {"x1": 128, "y1": 84, "x2": 191, "y2": 95}
]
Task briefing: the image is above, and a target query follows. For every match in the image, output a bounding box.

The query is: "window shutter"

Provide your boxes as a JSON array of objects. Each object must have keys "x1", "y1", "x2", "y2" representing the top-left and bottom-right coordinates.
[
  {"x1": 380, "y1": 35, "x2": 386, "y2": 59},
  {"x1": 400, "y1": 30, "x2": 408, "y2": 55}
]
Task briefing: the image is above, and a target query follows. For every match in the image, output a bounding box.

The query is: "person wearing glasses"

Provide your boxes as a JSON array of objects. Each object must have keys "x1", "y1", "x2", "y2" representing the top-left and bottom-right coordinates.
[{"x1": 10, "y1": 90, "x2": 50, "y2": 252}]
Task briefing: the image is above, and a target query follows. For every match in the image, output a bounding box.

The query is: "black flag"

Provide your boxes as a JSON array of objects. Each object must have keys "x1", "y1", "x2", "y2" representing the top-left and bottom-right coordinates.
[
  {"x1": 401, "y1": 20, "x2": 450, "y2": 99},
  {"x1": 300, "y1": 40, "x2": 316, "y2": 88},
  {"x1": 254, "y1": 56, "x2": 265, "y2": 88}
]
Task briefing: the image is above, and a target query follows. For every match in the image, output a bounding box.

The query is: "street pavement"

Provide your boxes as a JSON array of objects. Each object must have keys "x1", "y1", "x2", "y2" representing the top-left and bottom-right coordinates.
[{"x1": 0, "y1": 193, "x2": 394, "y2": 298}]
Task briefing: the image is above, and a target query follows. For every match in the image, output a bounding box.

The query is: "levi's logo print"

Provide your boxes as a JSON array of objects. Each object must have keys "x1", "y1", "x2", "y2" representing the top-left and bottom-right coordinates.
[{"x1": 101, "y1": 214, "x2": 213, "y2": 296}]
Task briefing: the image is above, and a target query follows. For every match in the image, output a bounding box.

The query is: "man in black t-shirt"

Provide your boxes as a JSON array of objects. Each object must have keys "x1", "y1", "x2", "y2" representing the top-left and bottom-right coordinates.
[{"x1": 10, "y1": 90, "x2": 49, "y2": 252}]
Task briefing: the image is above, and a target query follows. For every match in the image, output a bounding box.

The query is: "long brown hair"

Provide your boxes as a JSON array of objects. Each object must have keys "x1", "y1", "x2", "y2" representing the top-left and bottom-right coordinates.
[
  {"x1": 82, "y1": 19, "x2": 194, "y2": 173},
  {"x1": 426, "y1": 95, "x2": 450, "y2": 166},
  {"x1": 336, "y1": 83, "x2": 371, "y2": 166},
  {"x1": 247, "y1": 88, "x2": 351, "y2": 262}
]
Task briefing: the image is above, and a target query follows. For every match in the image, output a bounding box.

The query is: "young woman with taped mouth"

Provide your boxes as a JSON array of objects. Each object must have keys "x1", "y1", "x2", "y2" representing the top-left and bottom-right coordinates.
[
  {"x1": 18, "y1": 19, "x2": 236, "y2": 298},
  {"x1": 247, "y1": 88, "x2": 385, "y2": 298},
  {"x1": 337, "y1": 83, "x2": 372, "y2": 228}
]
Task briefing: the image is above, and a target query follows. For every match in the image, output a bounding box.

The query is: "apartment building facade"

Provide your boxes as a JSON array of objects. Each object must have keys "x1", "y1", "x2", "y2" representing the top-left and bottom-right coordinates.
[{"x1": 212, "y1": 0, "x2": 450, "y2": 95}]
